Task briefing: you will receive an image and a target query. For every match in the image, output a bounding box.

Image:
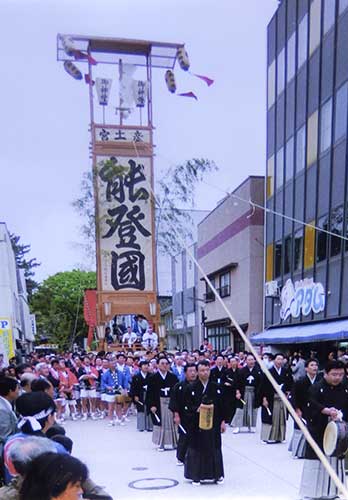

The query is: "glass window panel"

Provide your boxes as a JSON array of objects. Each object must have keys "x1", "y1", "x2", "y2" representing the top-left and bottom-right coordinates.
[
  {"x1": 277, "y1": 48, "x2": 285, "y2": 96},
  {"x1": 298, "y1": 14, "x2": 308, "y2": 69},
  {"x1": 219, "y1": 272, "x2": 230, "y2": 297},
  {"x1": 276, "y1": 147, "x2": 284, "y2": 189},
  {"x1": 324, "y1": 0, "x2": 336, "y2": 34},
  {"x1": 340, "y1": 0, "x2": 348, "y2": 14},
  {"x1": 285, "y1": 137, "x2": 294, "y2": 182},
  {"x1": 330, "y1": 206, "x2": 344, "y2": 256},
  {"x1": 317, "y1": 215, "x2": 328, "y2": 262},
  {"x1": 268, "y1": 60, "x2": 276, "y2": 109},
  {"x1": 307, "y1": 111, "x2": 319, "y2": 166},
  {"x1": 296, "y1": 125, "x2": 306, "y2": 173},
  {"x1": 294, "y1": 230, "x2": 303, "y2": 271},
  {"x1": 275, "y1": 240, "x2": 282, "y2": 277},
  {"x1": 335, "y1": 83, "x2": 348, "y2": 142},
  {"x1": 287, "y1": 32, "x2": 296, "y2": 83},
  {"x1": 320, "y1": 98, "x2": 333, "y2": 153},
  {"x1": 284, "y1": 236, "x2": 292, "y2": 274},
  {"x1": 267, "y1": 155, "x2": 275, "y2": 197},
  {"x1": 310, "y1": 0, "x2": 322, "y2": 57},
  {"x1": 304, "y1": 222, "x2": 315, "y2": 269}
]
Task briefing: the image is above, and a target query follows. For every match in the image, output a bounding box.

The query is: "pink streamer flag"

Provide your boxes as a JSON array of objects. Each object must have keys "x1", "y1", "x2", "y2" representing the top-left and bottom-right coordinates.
[
  {"x1": 84, "y1": 74, "x2": 95, "y2": 85},
  {"x1": 74, "y1": 50, "x2": 97, "y2": 66},
  {"x1": 178, "y1": 91, "x2": 198, "y2": 100},
  {"x1": 193, "y1": 73, "x2": 214, "y2": 86}
]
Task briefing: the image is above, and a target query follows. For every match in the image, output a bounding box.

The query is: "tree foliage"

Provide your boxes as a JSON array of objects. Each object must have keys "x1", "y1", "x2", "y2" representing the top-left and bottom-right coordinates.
[
  {"x1": 10, "y1": 233, "x2": 40, "y2": 299},
  {"x1": 30, "y1": 270, "x2": 96, "y2": 349},
  {"x1": 72, "y1": 157, "x2": 218, "y2": 260}
]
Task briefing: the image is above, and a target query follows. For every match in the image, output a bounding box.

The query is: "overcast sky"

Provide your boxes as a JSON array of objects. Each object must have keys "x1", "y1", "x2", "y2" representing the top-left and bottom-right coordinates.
[{"x1": 1, "y1": 0, "x2": 278, "y2": 282}]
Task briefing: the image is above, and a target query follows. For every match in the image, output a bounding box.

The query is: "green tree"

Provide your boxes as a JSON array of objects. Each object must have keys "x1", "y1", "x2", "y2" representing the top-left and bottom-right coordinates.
[
  {"x1": 10, "y1": 233, "x2": 40, "y2": 299},
  {"x1": 72, "y1": 158, "x2": 217, "y2": 260},
  {"x1": 30, "y1": 270, "x2": 96, "y2": 349}
]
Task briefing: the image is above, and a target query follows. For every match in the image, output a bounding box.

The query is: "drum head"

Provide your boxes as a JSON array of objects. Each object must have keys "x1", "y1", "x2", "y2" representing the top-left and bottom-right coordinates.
[{"x1": 324, "y1": 421, "x2": 338, "y2": 456}]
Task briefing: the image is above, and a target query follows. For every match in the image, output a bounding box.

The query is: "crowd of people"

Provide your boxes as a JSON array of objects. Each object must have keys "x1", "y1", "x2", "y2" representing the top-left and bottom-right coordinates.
[{"x1": 1, "y1": 343, "x2": 348, "y2": 498}]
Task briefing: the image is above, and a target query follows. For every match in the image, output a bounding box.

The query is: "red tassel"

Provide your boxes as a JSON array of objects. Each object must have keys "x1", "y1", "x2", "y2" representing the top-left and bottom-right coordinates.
[
  {"x1": 193, "y1": 73, "x2": 214, "y2": 86},
  {"x1": 178, "y1": 91, "x2": 198, "y2": 100},
  {"x1": 84, "y1": 74, "x2": 95, "y2": 85},
  {"x1": 74, "y1": 50, "x2": 97, "y2": 65}
]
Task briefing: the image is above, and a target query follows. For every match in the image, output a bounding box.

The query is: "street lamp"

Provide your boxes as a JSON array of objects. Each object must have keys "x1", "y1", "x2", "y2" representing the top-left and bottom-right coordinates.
[
  {"x1": 103, "y1": 302, "x2": 111, "y2": 318},
  {"x1": 149, "y1": 302, "x2": 157, "y2": 316}
]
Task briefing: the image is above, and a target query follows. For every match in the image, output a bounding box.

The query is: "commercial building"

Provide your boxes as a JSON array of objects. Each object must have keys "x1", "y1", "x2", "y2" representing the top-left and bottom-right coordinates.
[
  {"x1": 0, "y1": 223, "x2": 35, "y2": 362},
  {"x1": 197, "y1": 176, "x2": 264, "y2": 352},
  {"x1": 253, "y1": 0, "x2": 348, "y2": 355}
]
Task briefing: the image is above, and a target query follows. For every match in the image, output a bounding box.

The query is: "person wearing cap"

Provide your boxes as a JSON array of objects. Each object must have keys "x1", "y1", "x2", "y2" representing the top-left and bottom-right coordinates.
[{"x1": 101, "y1": 358, "x2": 126, "y2": 426}]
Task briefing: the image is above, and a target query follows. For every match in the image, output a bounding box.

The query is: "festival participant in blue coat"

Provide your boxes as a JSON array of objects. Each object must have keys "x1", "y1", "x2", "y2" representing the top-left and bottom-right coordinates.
[
  {"x1": 116, "y1": 353, "x2": 132, "y2": 424},
  {"x1": 146, "y1": 357, "x2": 178, "y2": 451},
  {"x1": 169, "y1": 363, "x2": 197, "y2": 465},
  {"x1": 101, "y1": 359, "x2": 126, "y2": 426},
  {"x1": 171, "y1": 355, "x2": 186, "y2": 382},
  {"x1": 129, "y1": 361, "x2": 153, "y2": 432},
  {"x1": 183, "y1": 360, "x2": 226, "y2": 485}
]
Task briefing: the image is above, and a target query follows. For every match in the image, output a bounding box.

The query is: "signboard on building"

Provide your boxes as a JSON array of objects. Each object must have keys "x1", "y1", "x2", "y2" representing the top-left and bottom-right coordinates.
[
  {"x1": 280, "y1": 278, "x2": 325, "y2": 321},
  {"x1": 96, "y1": 155, "x2": 154, "y2": 292},
  {"x1": 0, "y1": 318, "x2": 15, "y2": 364},
  {"x1": 30, "y1": 314, "x2": 37, "y2": 337}
]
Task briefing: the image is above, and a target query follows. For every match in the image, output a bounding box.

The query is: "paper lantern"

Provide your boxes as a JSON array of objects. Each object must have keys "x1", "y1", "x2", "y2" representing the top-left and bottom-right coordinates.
[
  {"x1": 165, "y1": 70, "x2": 176, "y2": 93},
  {"x1": 177, "y1": 47, "x2": 190, "y2": 71},
  {"x1": 63, "y1": 61, "x2": 83, "y2": 80}
]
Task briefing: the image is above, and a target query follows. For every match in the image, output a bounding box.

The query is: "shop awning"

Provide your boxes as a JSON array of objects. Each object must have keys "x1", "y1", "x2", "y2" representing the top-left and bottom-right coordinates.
[{"x1": 251, "y1": 318, "x2": 348, "y2": 345}]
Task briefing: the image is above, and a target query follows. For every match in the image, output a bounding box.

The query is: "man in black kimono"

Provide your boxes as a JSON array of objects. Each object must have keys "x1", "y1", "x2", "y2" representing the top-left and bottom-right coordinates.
[
  {"x1": 289, "y1": 358, "x2": 321, "y2": 458},
  {"x1": 232, "y1": 354, "x2": 262, "y2": 433},
  {"x1": 183, "y1": 360, "x2": 226, "y2": 486},
  {"x1": 169, "y1": 363, "x2": 197, "y2": 466},
  {"x1": 146, "y1": 357, "x2": 178, "y2": 451},
  {"x1": 258, "y1": 352, "x2": 293, "y2": 443},
  {"x1": 209, "y1": 355, "x2": 227, "y2": 387},
  {"x1": 129, "y1": 361, "x2": 153, "y2": 432},
  {"x1": 299, "y1": 360, "x2": 348, "y2": 500},
  {"x1": 224, "y1": 356, "x2": 240, "y2": 425}
]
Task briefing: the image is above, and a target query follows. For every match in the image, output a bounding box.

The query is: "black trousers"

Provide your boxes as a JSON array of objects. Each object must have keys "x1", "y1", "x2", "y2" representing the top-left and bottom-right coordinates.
[{"x1": 176, "y1": 432, "x2": 189, "y2": 463}]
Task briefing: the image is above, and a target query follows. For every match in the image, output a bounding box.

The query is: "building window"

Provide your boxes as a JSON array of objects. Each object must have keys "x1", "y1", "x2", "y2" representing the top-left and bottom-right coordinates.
[
  {"x1": 204, "y1": 277, "x2": 215, "y2": 302},
  {"x1": 298, "y1": 14, "x2": 308, "y2": 69},
  {"x1": 320, "y1": 98, "x2": 333, "y2": 153},
  {"x1": 276, "y1": 147, "x2": 284, "y2": 189},
  {"x1": 335, "y1": 83, "x2": 348, "y2": 143},
  {"x1": 296, "y1": 125, "x2": 306, "y2": 173},
  {"x1": 284, "y1": 236, "x2": 292, "y2": 275},
  {"x1": 277, "y1": 48, "x2": 285, "y2": 96},
  {"x1": 268, "y1": 60, "x2": 276, "y2": 109},
  {"x1": 304, "y1": 222, "x2": 315, "y2": 269},
  {"x1": 340, "y1": 0, "x2": 348, "y2": 14},
  {"x1": 317, "y1": 215, "x2": 328, "y2": 262},
  {"x1": 266, "y1": 244, "x2": 274, "y2": 282},
  {"x1": 310, "y1": 0, "x2": 322, "y2": 57},
  {"x1": 275, "y1": 240, "x2": 282, "y2": 278},
  {"x1": 323, "y1": 0, "x2": 336, "y2": 34},
  {"x1": 307, "y1": 111, "x2": 319, "y2": 167},
  {"x1": 287, "y1": 32, "x2": 296, "y2": 84},
  {"x1": 294, "y1": 230, "x2": 303, "y2": 271},
  {"x1": 330, "y1": 206, "x2": 344, "y2": 257},
  {"x1": 267, "y1": 155, "x2": 275, "y2": 197},
  {"x1": 219, "y1": 272, "x2": 230, "y2": 298},
  {"x1": 207, "y1": 325, "x2": 230, "y2": 351},
  {"x1": 285, "y1": 137, "x2": 294, "y2": 182}
]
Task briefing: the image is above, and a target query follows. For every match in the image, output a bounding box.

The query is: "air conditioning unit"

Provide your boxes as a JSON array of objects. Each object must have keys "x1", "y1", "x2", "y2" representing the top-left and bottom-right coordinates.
[{"x1": 265, "y1": 281, "x2": 279, "y2": 297}]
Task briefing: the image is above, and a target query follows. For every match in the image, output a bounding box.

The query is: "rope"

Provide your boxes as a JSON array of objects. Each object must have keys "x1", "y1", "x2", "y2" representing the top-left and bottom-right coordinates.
[{"x1": 131, "y1": 140, "x2": 348, "y2": 498}]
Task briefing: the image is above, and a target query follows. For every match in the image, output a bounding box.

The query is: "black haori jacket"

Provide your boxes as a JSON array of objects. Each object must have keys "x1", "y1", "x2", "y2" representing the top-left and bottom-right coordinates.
[
  {"x1": 145, "y1": 371, "x2": 178, "y2": 425},
  {"x1": 236, "y1": 366, "x2": 263, "y2": 407},
  {"x1": 257, "y1": 366, "x2": 293, "y2": 424},
  {"x1": 129, "y1": 372, "x2": 152, "y2": 413},
  {"x1": 305, "y1": 378, "x2": 348, "y2": 459}
]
